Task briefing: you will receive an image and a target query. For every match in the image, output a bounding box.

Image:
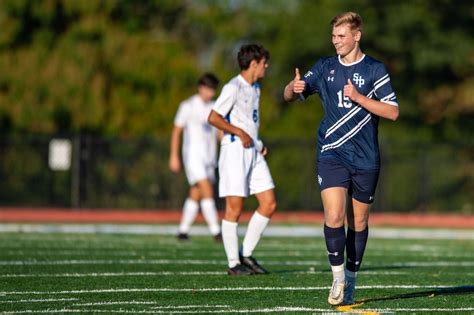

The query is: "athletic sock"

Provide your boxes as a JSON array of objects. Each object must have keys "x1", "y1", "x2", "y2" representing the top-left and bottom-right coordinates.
[
  {"x1": 222, "y1": 220, "x2": 240, "y2": 268},
  {"x1": 331, "y1": 264, "x2": 345, "y2": 282},
  {"x1": 241, "y1": 211, "x2": 270, "y2": 257},
  {"x1": 345, "y1": 269, "x2": 357, "y2": 282},
  {"x1": 178, "y1": 198, "x2": 199, "y2": 234},
  {"x1": 346, "y1": 226, "x2": 369, "y2": 272},
  {"x1": 200, "y1": 198, "x2": 220, "y2": 235},
  {"x1": 324, "y1": 224, "x2": 346, "y2": 266}
]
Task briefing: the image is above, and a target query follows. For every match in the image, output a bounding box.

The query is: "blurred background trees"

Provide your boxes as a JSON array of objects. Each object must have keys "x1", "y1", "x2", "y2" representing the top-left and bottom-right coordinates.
[{"x1": 0, "y1": 0, "x2": 472, "y2": 212}]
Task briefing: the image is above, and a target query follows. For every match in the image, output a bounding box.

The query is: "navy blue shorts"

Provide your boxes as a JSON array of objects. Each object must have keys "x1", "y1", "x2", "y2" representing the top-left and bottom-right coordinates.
[{"x1": 317, "y1": 158, "x2": 380, "y2": 204}]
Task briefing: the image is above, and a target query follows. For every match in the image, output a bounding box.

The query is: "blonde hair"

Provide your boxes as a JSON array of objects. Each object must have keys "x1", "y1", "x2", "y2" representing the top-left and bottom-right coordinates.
[{"x1": 331, "y1": 12, "x2": 363, "y2": 32}]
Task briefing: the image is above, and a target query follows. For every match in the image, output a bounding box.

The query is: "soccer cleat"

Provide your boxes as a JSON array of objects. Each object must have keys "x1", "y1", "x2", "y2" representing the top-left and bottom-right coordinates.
[
  {"x1": 240, "y1": 255, "x2": 269, "y2": 274},
  {"x1": 343, "y1": 277, "x2": 356, "y2": 305},
  {"x1": 227, "y1": 264, "x2": 253, "y2": 276},
  {"x1": 213, "y1": 232, "x2": 223, "y2": 243},
  {"x1": 177, "y1": 233, "x2": 190, "y2": 241},
  {"x1": 328, "y1": 279, "x2": 346, "y2": 305}
]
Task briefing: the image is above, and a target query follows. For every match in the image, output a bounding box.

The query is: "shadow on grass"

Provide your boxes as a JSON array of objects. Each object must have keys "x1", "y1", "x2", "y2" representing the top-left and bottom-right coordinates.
[{"x1": 359, "y1": 285, "x2": 474, "y2": 304}]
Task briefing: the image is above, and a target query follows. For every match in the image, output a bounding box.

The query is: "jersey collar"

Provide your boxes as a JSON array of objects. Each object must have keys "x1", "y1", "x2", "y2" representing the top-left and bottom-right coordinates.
[
  {"x1": 338, "y1": 54, "x2": 366, "y2": 67},
  {"x1": 237, "y1": 74, "x2": 252, "y2": 86}
]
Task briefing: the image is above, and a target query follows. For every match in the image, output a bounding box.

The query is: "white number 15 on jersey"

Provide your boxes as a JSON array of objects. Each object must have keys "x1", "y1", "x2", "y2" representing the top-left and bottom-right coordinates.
[{"x1": 337, "y1": 90, "x2": 353, "y2": 108}]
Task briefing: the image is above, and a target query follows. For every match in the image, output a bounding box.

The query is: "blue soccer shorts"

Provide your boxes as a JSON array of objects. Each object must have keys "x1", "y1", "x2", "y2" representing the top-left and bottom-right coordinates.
[{"x1": 317, "y1": 158, "x2": 380, "y2": 204}]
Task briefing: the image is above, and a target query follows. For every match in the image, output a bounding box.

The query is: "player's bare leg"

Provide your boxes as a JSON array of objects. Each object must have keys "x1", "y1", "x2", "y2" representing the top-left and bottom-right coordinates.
[
  {"x1": 321, "y1": 187, "x2": 348, "y2": 305},
  {"x1": 344, "y1": 199, "x2": 371, "y2": 305},
  {"x1": 240, "y1": 189, "x2": 276, "y2": 274},
  {"x1": 177, "y1": 186, "x2": 201, "y2": 240},
  {"x1": 196, "y1": 179, "x2": 221, "y2": 240}
]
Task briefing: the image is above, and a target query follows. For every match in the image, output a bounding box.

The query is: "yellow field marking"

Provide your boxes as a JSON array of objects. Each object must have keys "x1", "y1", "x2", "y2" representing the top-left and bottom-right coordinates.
[{"x1": 336, "y1": 302, "x2": 380, "y2": 314}]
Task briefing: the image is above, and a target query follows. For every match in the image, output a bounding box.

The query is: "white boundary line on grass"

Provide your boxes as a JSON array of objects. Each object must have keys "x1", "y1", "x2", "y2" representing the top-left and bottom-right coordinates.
[
  {"x1": 0, "y1": 223, "x2": 473, "y2": 240},
  {"x1": 366, "y1": 308, "x2": 474, "y2": 313},
  {"x1": 0, "y1": 271, "x2": 226, "y2": 277},
  {"x1": 2, "y1": 249, "x2": 472, "y2": 258},
  {"x1": 0, "y1": 284, "x2": 469, "y2": 295},
  {"x1": 1, "y1": 270, "x2": 426, "y2": 278},
  {"x1": 2, "y1": 307, "x2": 474, "y2": 314},
  {"x1": 0, "y1": 259, "x2": 473, "y2": 267},
  {"x1": 0, "y1": 298, "x2": 79, "y2": 304},
  {"x1": 71, "y1": 301, "x2": 159, "y2": 306}
]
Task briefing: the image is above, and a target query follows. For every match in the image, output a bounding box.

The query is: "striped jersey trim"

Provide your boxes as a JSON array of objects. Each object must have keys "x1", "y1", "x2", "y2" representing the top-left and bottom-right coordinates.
[
  {"x1": 321, "y1": 113, "x2": 372, "y2": 152},
  {"x1": 325, "y1": 106, "x2": 362, "y2": 138}
]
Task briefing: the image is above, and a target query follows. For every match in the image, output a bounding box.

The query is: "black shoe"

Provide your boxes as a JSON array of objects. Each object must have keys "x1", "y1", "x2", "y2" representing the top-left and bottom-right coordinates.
[
  {"x1": 177, "y1": 233, "x2": 189, "y2": 241},
  {"x1": 227, "y1": 264, "x2": 253, "y2": 276},
  {"x1": 240, "y1": 255, "x2": 269, "y2": 274},
  {"x1": 213, "y1": 232, "x2": 223, "y2": 242}
]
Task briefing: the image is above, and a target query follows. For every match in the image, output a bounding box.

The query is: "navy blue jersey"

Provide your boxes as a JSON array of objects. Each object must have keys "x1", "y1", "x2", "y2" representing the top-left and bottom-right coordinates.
[{"x1": 301, "y1": 55, "x2": 398, "y2": 170}]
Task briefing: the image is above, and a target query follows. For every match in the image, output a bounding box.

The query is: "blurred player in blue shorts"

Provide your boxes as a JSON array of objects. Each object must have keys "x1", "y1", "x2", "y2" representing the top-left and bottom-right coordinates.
[
  {"x1": 169, "y1": 73, "x2": 222, "y2": 242},
  {"x1": 208, "y1": 44, "x2": 276, "y2": 276},
  {"x1": 284, "y1": 12, "x2": 399, "y2": 305}
]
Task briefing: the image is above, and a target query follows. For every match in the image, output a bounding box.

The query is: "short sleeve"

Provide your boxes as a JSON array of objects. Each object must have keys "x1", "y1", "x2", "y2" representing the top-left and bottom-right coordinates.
[
  {"x1": 301, "y1": 59, "x2": 324, "y2": 100},
  {"x1": 372, "y1": 64, "x2": 398, "y2": 106},
  {"x1": 212, "y1": 84, "x2": 238, "y2": 117},
  {"x1": 173, "y1": 102, "x2": 189, "y2": 128}
]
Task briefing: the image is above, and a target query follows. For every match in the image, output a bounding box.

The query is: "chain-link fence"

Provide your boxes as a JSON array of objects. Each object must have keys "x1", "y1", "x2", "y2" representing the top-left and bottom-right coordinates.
[{"x1": 0, "y1": 134, "x2": 472, "y2": 213}]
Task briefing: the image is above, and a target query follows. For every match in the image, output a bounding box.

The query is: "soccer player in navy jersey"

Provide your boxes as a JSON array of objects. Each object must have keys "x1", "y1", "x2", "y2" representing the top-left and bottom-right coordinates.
[{"x1": 284, "y1": 12, "x2": 399, "y2": 305}]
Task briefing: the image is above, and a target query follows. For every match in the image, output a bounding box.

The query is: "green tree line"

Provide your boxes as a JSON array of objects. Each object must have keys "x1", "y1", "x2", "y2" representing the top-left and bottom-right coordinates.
[
  {"x1": 0, "y1": 0, "x2": 472, "y2": 212},
  {"x1": 0, "y1": 0, "x2": 472, "y2": 140}
]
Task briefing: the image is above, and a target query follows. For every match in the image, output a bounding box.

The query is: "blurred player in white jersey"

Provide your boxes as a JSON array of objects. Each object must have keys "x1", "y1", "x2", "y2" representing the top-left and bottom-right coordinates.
[
  {"x1": 208, "y1": 44, "x2": 276, "y2": 275},
  {"x1": 169, "y1": 73, "x2": 222, "y2": 242}
]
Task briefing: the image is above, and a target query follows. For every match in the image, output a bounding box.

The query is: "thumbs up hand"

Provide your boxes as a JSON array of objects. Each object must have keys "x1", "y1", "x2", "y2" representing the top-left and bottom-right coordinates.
[
  {"x1": 292, "y1": 68, "x2": 306, "y2": 94},
  {"x1": 295, "y1": 68, "x2": 301, "y2": 81},
  {"x1": 344, "y1": 78, "x2": 360, "y2": 102}
]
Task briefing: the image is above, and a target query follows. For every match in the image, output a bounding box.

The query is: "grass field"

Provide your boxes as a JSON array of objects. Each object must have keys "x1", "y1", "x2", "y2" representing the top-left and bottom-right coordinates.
[{"x1": 0, "y1": 226, "x2": 473, "y2": 314}]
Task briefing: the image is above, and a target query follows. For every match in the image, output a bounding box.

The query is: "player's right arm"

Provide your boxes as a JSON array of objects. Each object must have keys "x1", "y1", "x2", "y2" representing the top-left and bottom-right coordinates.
[
  {"x1": 283, "y1": 68, "x2": 306, "y2": 102},
  {"x1": 209, "y1": 83, "x2": 253, "y2": 148},
  {"x1": 208, "y1": 110, "x2": 253, "y2": 148},
  {"x1": 169, "y1": 126, "x2": 182, "y2": 173}
]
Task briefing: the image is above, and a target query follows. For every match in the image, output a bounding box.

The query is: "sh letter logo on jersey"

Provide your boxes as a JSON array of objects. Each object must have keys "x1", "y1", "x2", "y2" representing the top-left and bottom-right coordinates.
[{"x1": 353, "y1": 73, "x2": 365, "y2": 87}]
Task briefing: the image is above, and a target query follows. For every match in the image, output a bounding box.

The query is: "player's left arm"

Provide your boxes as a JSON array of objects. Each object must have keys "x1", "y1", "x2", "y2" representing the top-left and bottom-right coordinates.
[{"x1": 344, "y1": 79, "x2": 399, "y2": 121}]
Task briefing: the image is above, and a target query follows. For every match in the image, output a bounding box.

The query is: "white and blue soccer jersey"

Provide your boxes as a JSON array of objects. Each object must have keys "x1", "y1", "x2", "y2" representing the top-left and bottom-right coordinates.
[
  {"x1": 212, "y1": 74, "x2": 274, "y2": 197},
  {"x1": 301, "y1": 54, "x2": 398, "y2": 169},
  {"x1": 212, "y1": 75, "x2": 263, "y2": 151}
]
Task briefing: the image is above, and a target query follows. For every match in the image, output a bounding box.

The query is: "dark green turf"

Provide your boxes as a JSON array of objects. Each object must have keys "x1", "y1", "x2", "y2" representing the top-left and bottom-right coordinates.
[{"x1": 0, "y1": 231, "x2": 473, "y2": 314}]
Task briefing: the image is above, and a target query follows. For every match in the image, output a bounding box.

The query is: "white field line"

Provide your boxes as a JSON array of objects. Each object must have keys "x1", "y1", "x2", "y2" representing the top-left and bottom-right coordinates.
[
  {"x1": 0, "y1": 298, "x2": 78, "y2": 303},
  {"x1": 0, "y1": 242, "x2": 457, "y2": 252},
  {"x1": 71, "y1": 302, "x2": 230, "y2": 308},
  {"x1": 0, "y1": 245, "x2": 327, "y2": 251},
  {"x1": 1, "y1": 270, "x2": 427, "y2": 278},
  {"x1": 2, "y1": 307, "x2": 474, "y2": 314},
  {"x1": 2, "y1": 249, "x2": 472, "y2": 259},
  {"x1": 3, "y1": 270, "x2": 474, "y2": 279},
  {"x1": 368, "y1": 308, "x2": 474, "y2": 312},
  {"x1": 2, "y1": 246, "x2": 470, "y2": 260},
  {"x1": 1, "y1": 223, "x2": 473, "y2": 240},
  {"x1": 0, "y1": 271, "x2": 226, "y2": 277},
  {"x1": 0, "y1": 259, "x2": 324, "y2": 266},
  {"x1": 151, "y1": 305, "x2": 230, "y2": 309},
  {"x1": 0, "y1": 259, "x2": 473, "y2": 267},
  {"x1": 0, "y1": 285, "x2": 470, "y2": 296},
  {"x1": 72, "y1": 301, "x2": 157, "y2": 306}
]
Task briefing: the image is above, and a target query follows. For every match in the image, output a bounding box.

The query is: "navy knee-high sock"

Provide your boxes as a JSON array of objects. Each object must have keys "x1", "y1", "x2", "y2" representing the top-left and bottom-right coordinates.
[
  {"x1": 324, "y1": 225, "x2": 346, "y2": 266},
  {"x1": 346, "y1": 226, "x2": 369, "y2": 272}
]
